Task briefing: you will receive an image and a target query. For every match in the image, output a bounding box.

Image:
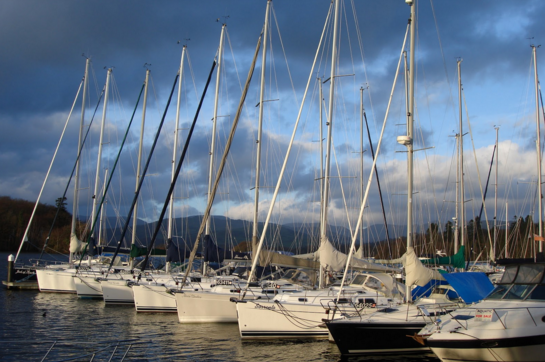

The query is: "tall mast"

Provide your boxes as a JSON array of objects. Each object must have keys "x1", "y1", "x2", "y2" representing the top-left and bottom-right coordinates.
[
  {"x1": 505, "y1": 202, "x2": 509, "y2": 258},
  {"x1": 252, "y1": 1, "x2": 271, "y2": 259},
  {"x1": 359, "y1": 87, "x2": 364, "y2": 256},
  {"x1": 406, "y1": 0, "x2": 415, "y2": 250},
  {"x1": 494, "y1": 126, "x2": 499, "y2": 259},
  {"x1": 320, "y1": 0, "x2": 340, "y2": 239},
  {"x1": 70, "y1": 59, "x2": 89, "y2": 263},
  {"x1": 319, "y1": 78, "x2": 324, "y2": 239},
  {"x1": 90, "y1": 68, "x2": 112, "y2": 241},
  {"x1": 397, "y1": 0, "x2": 416, "y2": 302},
  {"x1": 454, "y1": 133, "x2": 459, "y2": 253},
  {"x1": 131, "y1": 69, "x2": 150, "y2": 254},
  {"x1": 168, "y1": 47, "x2": 186, "y2": 251},
  {"x1": 204, "y1": 24, "x2": 225, "y2": 267},
  {"x1": 458, "y1": 59, "x2": 465, "y2": 252},
  {"x1": 99, "y1": 169, "x2": 108, "y2": 246},
  {"x1": 533, "y1": 45, "x2": 543, "y2": 253}
]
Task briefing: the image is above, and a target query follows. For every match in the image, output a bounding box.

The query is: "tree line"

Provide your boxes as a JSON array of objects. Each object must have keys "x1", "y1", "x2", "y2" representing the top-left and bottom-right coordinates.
[{"x1": 0, "y1": 195, "x2": 85, "y2": 253}]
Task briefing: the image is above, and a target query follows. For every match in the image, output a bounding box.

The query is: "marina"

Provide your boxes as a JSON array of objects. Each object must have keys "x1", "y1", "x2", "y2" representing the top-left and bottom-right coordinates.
[
  {"x1": 0, "y1": 253, "x2": 442, "y2": 362},
  {"x1": 3, "y1": 1, "x2": 545, "y2": 361}
]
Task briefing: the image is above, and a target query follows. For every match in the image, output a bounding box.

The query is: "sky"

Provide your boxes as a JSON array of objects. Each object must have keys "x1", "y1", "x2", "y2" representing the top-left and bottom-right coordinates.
[{"x1": 2, "y1": 0, "x2": 545, "y2": 247}]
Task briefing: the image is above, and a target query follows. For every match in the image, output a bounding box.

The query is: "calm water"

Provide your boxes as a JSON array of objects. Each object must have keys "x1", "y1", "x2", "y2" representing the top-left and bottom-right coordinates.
[{"x1": 0, "y1": 253, "x2": 440, "y2": 361}]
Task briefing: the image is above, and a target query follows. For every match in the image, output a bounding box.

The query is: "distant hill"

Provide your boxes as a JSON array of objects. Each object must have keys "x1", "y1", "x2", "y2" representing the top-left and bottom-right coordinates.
[{"x1": 100, "y1": 215, "x2": 352, "y2": 253}]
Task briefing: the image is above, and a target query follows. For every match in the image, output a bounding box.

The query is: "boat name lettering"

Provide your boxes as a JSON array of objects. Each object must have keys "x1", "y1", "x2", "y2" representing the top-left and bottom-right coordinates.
[
  {"x1": 216, "y1": 280, "x2": 233, "y2": 285},
  {"x1": 255, "y1": 303, "x2": 276, "y2": 311}
]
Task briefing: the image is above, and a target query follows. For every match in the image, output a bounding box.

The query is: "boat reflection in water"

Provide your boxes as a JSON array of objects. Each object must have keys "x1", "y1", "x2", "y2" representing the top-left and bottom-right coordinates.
[{"x1": 1, "y1": 253, "x2": 440, "y2": 361}]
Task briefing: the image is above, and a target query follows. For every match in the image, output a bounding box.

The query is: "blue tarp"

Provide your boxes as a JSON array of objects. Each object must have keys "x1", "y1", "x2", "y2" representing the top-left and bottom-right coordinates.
[
  {"x1": 202, "y1": 235, "x2": 251, "y2": 263},
  {"x1": 166, "y1": 238, "x2": 190, "y2": 262},
  {"x1": 443, "y1": 272, "x2": 494, "y2": 304},
  {"x1": 412, "y1": 279, "x2": 448, "y2": 300}
]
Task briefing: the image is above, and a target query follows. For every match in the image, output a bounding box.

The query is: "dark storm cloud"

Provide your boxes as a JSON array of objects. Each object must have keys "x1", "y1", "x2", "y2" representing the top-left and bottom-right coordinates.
[{"x1": 2, "y1": 0, "x2": 544, "y2": 229}]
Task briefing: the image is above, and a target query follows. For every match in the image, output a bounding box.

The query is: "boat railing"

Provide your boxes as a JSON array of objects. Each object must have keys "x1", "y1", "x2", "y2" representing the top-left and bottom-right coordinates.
[
  {"x1": 322, "y1": 295, "x2": 379, "y2": 320},
  {"x1": 24, "y1": 258, "x2": 69, "y2": 267},
  {"x1": 415, "y1": 302, "x2": 462, "y2": 325},
  {"x1": 440, "y1": 305, "x2": 545, "y2": 330}
]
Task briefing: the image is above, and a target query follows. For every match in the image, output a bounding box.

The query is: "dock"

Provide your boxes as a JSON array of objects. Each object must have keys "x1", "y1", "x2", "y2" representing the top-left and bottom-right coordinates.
[{"x1": 2, "y1": 280, "x2": 39, "y2": 290}]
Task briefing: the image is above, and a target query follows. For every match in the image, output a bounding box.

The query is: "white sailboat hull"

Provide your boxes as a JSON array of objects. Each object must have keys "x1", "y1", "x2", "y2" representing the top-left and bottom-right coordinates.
[
  {"x1": 133, "y1": 284, "x2": 177, "y2": 313},
  {"x1": 74, "y1": 275, "x2": 102, "y2": 298},
  {"x1": 176, "y1": 291, "x2": 241, "y2": 323},
  {"x1": 235, "y1": 299, "x2": 331, "y2": 339},
  {"x1": 36, "y1": 268, "x2": 76, "y2": 293},
  {"x1": 101, "y1": 279, "x2": 134, "y2": 305}
]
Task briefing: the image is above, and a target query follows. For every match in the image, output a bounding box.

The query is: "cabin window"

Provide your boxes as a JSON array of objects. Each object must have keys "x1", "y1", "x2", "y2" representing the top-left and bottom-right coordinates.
[
  {"x1": 298, "y1": 298, "x2": 308, "y2": 302},
  {"x1": 504, "y1": 284, "x2": 534, "y2": 300},
  {"x1": 351, "y1": 275, "x2": 367, "y2": 285},
  {"x1": 514, "y1": 265, "x2": 545, "y2": 284},
  {"x1": 527, "y1": 285, "x2": 545, "y2": 300},
  {"x1": 499, "y1": 265, "x2": 518, "y2": 284},
  {"x1": 486, "y1": 285, "x2": 509, "y2": 299}
]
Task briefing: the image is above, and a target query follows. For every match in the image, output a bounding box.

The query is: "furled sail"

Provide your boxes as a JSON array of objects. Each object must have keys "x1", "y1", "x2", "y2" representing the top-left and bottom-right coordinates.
[
  {"x1": 420, "y1": 245, "x2": 465, "y2": 269},
  {"x1": 318, "y1": 237, "x2": 398, "y2": 273},
  {"x1": 69, "y1": 233, "x2": 86, "y2": 253},
  {"x1": 402, "y1": 246, "x2": 445, "y2": 287}
]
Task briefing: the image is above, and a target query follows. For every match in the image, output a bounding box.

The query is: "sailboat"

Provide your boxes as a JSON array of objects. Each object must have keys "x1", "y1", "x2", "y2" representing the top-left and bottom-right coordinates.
[
  {"x1": 417, "y1": 45, "x2": 545, "y2": 362},
  {"x1": 74, "y1": 68, "x2": 121, "y2": 299},
  {"x1": 131, "y1": 45, "x2": 216, "y2": 312},
  {"x1": 36, "y1": 61, "x2": 113, "y2": 294},
  {"x1": 233, "y1": 0, "x2": 406, "y2": 340},
  {"x1": 4, "y1": 60, "x2": 90, "y2": 290},
  {"x1": 100, "y1": 68, "x2": 152, "y2": 305},
  {"x1": 175, "y1": 1, "x2": 275, "y2": 323},
  {"x1": 323, "y1": 0, "x2": 495, "y2": 355}
]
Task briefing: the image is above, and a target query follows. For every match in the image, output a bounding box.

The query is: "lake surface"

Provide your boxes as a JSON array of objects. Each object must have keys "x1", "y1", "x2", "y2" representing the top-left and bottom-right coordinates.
[{"x1": 0, "y1": 253, "x2": 440, "y2": 361}]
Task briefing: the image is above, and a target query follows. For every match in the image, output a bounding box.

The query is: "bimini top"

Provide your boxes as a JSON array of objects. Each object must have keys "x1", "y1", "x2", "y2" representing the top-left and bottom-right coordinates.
[{"x1": 442, "y1": 272, "x2": 494, "y2": 304}]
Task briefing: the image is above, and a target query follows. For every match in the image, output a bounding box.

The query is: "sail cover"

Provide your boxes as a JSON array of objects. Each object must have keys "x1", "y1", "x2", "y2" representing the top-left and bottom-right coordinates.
[
  {"x1": 202, "y1": 234, "x2": 250, "y2": 263},
  {"x1": 69, "y1": 233, "x2": 85, "y2": 253},
  {"x1": 318, "y1": 237, "x2": 398, "y2": 273},
  {"x1": 421, "y1": 245, "x2": 466, "y2": 269},
  {"x1": 402, "y1": 246, "x2": 445, "y2": 287},
  {"x1": 259, "y1": 250, "x2": 320, "y2": 269},
  {"x1": 166, "y1": 238, "x2": 189, "y2": 262}
]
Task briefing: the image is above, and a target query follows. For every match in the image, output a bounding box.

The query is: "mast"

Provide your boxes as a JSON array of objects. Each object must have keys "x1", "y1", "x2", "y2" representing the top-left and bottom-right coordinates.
[
  {"x1": 505, "y1": 202, "x2": 509, "y2": 258},
  {"x1": 458, "y1": 59, "x2": 465, "y2": 252},
  {"x1": 130, "y1": 69, "x2": 150, "y2": 265},
  {"x1": 166, "y1": 47, "x2": 186, "y2": 271},
  {"x1": 90, "y1": 68, "x2": 112, "y2": 243},
  {"x1": 494, "y1": 126, "x2": 499, "y2": 259},
  {"x1": 69, "y1": 59, "x2": 90, "y2": 264},
  {"x1": 397, "y1": 0, "x2": 416, "y2": 301},
  {"x1": 252, "y1": 1, "x2": 271, "y2": 260},
  {"x1": 203, "y1": 24, "x2": 225, "y2": 274},
  {"x1": 319, "y1": 77, "x2": 324, "y2": 240},
  {"x1": 320, "y1": 0, "x2": 340, "y2": 240},
  {"x1": 359, "y1": 87, "x2": 364, "y2": 256},
  {"x1": 533, "y1": 45, "x2": 543, "y2": 253},
  {"x1": 99, "y1": 169, "x2": 108, "y2": 246},
  {"x1": 454, "y1": 132, "x2": 459, "y2": 253}
]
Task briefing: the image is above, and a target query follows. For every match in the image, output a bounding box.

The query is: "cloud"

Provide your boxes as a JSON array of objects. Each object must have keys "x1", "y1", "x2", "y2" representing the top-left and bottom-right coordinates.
[{"x1": 2, "y1": 0, "x2": 545, "y2": 245}]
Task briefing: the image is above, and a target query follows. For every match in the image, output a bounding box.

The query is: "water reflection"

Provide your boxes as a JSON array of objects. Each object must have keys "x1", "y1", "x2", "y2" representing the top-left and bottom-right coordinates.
[{"x1": 0, "y1": 254, "x2": 438, "y2": 361}]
